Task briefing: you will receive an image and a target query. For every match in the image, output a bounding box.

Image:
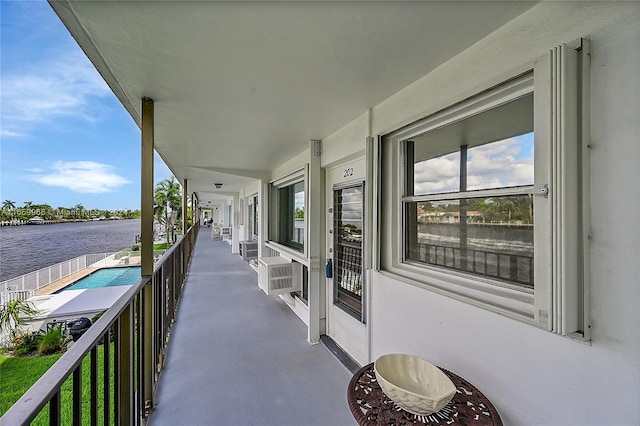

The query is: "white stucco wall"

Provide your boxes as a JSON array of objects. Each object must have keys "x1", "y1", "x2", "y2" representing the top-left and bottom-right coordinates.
[
  {"x1": 254, "y1": 2, "x2": 640, "y2": 423},
  {"x1": 361, "y1": 3, "x2": 639, "y2": 425},
  {"x1": 321, "y1": 110, "x2": 368, "y2": 169},
  {"x1": 271, "y1": 148, "x2": 308, "y2": 182},
  {"x1": 243, "y1": 181, "x2": 261, "y2": 198}
]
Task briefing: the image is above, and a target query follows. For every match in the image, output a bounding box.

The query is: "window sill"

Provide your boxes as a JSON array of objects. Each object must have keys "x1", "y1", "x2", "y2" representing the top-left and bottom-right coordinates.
[
  {"x1": 380, "y1": 263, "x2": 536, "y2": 324},
  {"x1": 265, "y1": 241, "x2": 308, "y2": 266}
]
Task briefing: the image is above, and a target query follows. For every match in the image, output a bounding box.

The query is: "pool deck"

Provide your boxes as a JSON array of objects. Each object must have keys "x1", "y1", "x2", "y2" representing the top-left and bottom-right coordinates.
[{"x1": 34, "y1": 267, "x2": 100, "y2": 296}]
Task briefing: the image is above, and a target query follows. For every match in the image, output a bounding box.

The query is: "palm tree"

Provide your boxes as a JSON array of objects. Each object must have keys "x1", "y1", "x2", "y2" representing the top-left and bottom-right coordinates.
[
  {"x1": 0, "y1": 300, "x2": 40, "y2": 337},
  {"x1": 167, "y1": 183, "x2": 182, "y2": 242},
  {"x1": 154, "y1": 178, "x2": 182, "y2": 244},
  {"x1": 23, "y1": 201, "x2": 33, "y2": 209},
  {"x1": 154, "y1": 188, "x2": 169, "y2": 243},
  {"x1": 74, "y1": 203, "x2": 86, "y2": 219},
  {"x1": 2, "y1": 200, "x2": 16, "y2": 210}
]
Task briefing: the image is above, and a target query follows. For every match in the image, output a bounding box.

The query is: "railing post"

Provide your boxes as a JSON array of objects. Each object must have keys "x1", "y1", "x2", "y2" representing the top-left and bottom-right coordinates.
[
  {"x1": 104, "y1": 329, "x2": 111, "y2": 425},
  {"x1": 117, "y1": 304, "x2": 134, "y2": 425},
  {"x1": 50, "y1": 391, "x2": 61, "y2": 426},
  {"x1": 141, "y1": 280, "x2": 153, "y2": 418},
  {"x1": 72, "y1": 367, "x2": 82, "y2": 425},
  {"x1": 510, "y1": 256, "x2": 519, "y2": 282}
]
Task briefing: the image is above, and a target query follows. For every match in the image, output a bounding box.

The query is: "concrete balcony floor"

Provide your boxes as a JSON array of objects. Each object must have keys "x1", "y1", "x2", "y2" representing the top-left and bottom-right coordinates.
[{"x1": 149, "y1": 229, "x2": 357, "y2": 425}]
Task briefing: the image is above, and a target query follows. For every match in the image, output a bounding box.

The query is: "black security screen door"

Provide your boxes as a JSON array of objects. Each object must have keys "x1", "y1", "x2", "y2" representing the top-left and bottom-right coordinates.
[{"x1": 333, "y1": 183, "x2": 364, "y2": 321}]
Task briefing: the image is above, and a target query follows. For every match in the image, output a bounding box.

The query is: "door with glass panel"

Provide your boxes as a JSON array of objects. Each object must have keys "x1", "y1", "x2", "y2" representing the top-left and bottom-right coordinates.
[
  {"x1": 333, "y1": 183, "x2": 364, "y2": 320},
  {"x1": 325, "y1": 158, "x2": 367, "y2": 365}
]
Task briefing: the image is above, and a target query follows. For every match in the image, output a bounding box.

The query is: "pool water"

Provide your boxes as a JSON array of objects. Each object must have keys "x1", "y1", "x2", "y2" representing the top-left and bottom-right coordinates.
[{"x1": 62, "y1": 267, "x2": 141, "y2": 291}]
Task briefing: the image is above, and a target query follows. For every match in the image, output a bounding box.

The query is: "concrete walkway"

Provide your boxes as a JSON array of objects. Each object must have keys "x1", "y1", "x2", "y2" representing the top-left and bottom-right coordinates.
[{"x1": 150, "y1": 230, "x2": 356, "y2": 426}]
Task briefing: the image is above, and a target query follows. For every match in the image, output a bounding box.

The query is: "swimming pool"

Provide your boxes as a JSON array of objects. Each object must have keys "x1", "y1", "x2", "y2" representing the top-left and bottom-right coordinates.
[{"x1": 61, "y1": 266, "x2": 141, "y2": 291}]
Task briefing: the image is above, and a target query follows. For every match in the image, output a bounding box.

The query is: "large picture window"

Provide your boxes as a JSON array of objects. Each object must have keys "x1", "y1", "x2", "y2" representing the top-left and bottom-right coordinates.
[
  {"x1": 278, "y1": 181, "x2": 305, "y2": 251},
  {"x1": 269, "y1": 171, "x2": 306, "y2": 254},
  {"x1": 247, "y1": 195, "x2": 258, "y2": 240},
  {"x1": 381, "y1": 41, "x2": 590, "y2": 338},
  {"x1": 404, "y1": 93, "x2": 535, "y2": 289}
]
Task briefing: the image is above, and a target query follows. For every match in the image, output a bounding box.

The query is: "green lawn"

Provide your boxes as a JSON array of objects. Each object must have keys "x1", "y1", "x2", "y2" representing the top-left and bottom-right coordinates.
[
  {"x1": 0, "y1": 353, "x2": 61, "y2": 415},
  {"x1": 153, "y1": 242, "x2": 168, "y2": 250},
  {"x1": 0, "y1": 344, "x2": 115, "y2": 424}
]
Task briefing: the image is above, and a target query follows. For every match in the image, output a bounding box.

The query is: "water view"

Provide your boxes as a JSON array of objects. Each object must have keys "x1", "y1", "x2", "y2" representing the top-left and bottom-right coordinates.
[{"x1": 0, "y1": 219, "x2": 140, "y2": 281}]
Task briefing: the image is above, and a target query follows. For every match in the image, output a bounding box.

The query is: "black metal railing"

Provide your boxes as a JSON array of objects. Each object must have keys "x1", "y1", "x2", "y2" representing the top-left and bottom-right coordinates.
[
  {"x1": 414, "y1": 242, "x2": 533, "y2": 287},
  {"x1": 1, "y1": 222, "x2": 199, "y2": 425}
]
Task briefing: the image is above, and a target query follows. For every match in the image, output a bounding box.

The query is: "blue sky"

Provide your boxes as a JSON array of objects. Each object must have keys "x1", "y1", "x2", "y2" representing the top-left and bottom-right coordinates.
[{"x1": 1, "y1": 1, "x2": 173, "y2": 210}]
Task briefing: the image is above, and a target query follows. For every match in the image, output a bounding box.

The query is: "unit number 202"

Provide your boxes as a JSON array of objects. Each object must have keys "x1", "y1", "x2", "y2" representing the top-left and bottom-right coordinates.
[{"x1": 343, "y1": 167, "x2": 354, "y2": 178}]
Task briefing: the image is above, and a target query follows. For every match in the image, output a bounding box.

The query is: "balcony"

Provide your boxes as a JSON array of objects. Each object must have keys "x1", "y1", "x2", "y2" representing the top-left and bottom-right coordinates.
[
  {"x1": 1, "y1": 225, "x2": 356, "y2": 425},
  {"x1": 149, "y1": 229, "x2": 355, "y2": 425}
]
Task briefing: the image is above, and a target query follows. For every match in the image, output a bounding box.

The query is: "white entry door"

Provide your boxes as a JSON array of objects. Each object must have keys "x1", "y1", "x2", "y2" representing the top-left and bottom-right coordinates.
[{"x1": 325, "y1": 159, "x2": 367, "y2": 365}]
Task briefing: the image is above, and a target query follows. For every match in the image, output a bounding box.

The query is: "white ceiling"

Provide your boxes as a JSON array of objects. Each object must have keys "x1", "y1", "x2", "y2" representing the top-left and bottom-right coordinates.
[{"x1": 50, "y1": 0, "x2": 537, "y2": 204}]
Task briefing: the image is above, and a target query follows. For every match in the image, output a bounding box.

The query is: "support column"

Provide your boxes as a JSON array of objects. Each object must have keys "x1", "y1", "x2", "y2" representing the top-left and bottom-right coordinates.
[
  {"x1": 192, "y1": 194, "x2": 200, "y2": 225},
  {"x1": 307, "y1": 140, "x2": 324, "y2": 344},
  {"x1": 258, "y1": 180, "x2": 268, "y2": 259},
  {"x1": 141, "y1": 97, "x2": 154, "y2": 418},
  {"x1": 191, "y1": 194, "x2": 195, "y2": 227},
  {"x1": 183, "y1": 179, "x2": 189, "y2": 235},
  {"x1": 141, "y1": 98, "x2": 154, "y2": 275},
  {"x1": 232, "y1": 192, "x2": 239, "y2": 253}
]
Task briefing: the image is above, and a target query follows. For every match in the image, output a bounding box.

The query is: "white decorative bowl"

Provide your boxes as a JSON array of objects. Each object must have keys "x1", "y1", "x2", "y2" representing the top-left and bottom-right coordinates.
[{"x1": 374, "y1": 354, "x2": 456, "y2": 416}]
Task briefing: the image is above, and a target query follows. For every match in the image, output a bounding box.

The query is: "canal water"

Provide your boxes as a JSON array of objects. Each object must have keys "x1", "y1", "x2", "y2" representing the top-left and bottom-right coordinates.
[{"x1": 0, "y1": 219, "x2": 141, "y2": 281}]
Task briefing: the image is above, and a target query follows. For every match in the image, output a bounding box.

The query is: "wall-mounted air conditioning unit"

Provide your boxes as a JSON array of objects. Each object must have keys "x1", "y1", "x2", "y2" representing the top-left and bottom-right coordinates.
[
  {"x1": 258, "y1": 257, "x2": 302, "y2": 296},
  {"x1": 221, "y1": 227, "x2": 232, "y2": 238},
  {"x1": 211, "y1": 226, "x2": 221, "y2": 240},
  {"x1": 239, "y1": 240, "x2": 258, "y2": 261}
]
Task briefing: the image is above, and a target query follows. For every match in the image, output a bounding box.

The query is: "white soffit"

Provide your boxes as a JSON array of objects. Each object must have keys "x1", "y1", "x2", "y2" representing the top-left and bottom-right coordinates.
[{"x1": 50, "y1": 1, "x2": 537, "y2": 186}]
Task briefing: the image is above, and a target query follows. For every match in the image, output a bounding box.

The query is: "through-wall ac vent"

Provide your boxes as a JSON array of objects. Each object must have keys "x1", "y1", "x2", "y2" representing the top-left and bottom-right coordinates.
[
  {"x1": 258, "y1": 257, "x2": 302, "y2": 296},
  {"x1": 239, "y1": 240, "x2": 258, "y2": 261}
]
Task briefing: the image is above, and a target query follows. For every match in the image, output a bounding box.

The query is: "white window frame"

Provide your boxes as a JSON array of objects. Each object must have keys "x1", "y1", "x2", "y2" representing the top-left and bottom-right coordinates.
[
  {"x1": 247, "y1": 193, "x2": 259, "y2": 240},
  {"x1": 267, "y1": 167, "x2": 308, "y2": 259},
  {"x1": 379, "y1": 40, "x2": 590, "y2": 339}
]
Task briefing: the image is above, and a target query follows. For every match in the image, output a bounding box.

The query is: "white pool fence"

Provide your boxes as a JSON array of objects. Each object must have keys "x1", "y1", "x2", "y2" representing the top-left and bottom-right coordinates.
[{"x1": 0, "y1": 253, "x2": 114, "y2": 304}]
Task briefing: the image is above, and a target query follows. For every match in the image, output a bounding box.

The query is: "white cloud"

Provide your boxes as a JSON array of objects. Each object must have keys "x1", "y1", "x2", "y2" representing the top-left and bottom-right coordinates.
[
  {"x1": 0, "y1": 129, "x2": 27, "y2": 138},
  {"x1": 414, "y1": 137, "x2": 533, "y2": 194},
  {"x1": 1, "y1": 49, "x2": 111, "y2": 137},
  {"x1": 414, "y1": 152, "x2": 460, "y2": 194},
  {"x1": 295, "y1": 191, "x2": 305, "y2": 209},
  {"x1": 466, "y1": 139, "x2": 533, "y2": 190},
  {"x1": 28, "y1": 161, "x2": 130, "y2": 193}
]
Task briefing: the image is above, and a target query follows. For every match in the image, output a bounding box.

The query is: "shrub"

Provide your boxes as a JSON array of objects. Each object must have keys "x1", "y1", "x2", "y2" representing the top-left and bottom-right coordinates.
[
  {"x1": 38, "y1": 326, "x2": 66, "y2": 355},
  {"x1": 0, "y1": 300, "x2": 40, "y2": 339},
  {"x1": 11, "y1": 332, "x2": 41, "y2": 356},
  {"x1": 91, "y1": 311, "x2": 105, "y2": 324}
]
